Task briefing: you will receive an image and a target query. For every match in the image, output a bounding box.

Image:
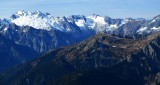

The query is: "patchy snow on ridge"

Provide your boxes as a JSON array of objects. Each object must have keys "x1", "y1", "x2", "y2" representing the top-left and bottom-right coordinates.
[
  {"x1": 151, "y1": 19, "x2": 156, "y2": 24},
  {"x1": 75, "y1": 19, "x2": 86, "y2": 29},
  {"x1": 151, "y1": 27, "x2": 160, "y2": 30},
  {"x1": 137, "y1": 27, "x2": 148, "y2": 34},
  {"x1": 109, "y1": 24, "x2": 118, "y2": 29}
]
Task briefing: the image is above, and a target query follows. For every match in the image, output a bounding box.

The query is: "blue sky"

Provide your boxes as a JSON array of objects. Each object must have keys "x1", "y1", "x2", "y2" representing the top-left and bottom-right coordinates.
[{"x1": 0, "y1": 0, "x2": 160, "y2": 19}]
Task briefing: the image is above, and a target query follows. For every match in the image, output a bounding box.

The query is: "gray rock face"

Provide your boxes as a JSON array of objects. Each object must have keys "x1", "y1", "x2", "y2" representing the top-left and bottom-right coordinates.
[
  {"x1": 114, "y1": 20, "x2": 146, "y2": 38},
  {"x1": 0, "y1": 23, "x2": 95, "y2": 53},
  {"x1": 130, "y1": 36, "x2": 160, "y2": 85}
]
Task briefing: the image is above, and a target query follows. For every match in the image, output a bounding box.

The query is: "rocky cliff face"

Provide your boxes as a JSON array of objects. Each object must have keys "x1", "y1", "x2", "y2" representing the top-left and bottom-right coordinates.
[
  {"x1": 0, "y1": 34, "x2": 39, "y2": 72},
  {"x1": 129, "y1": 36, "x2": 160, "y2": 85},
  {"x1": 0, "y1": 23, "x2": 95, "y2": 53}
]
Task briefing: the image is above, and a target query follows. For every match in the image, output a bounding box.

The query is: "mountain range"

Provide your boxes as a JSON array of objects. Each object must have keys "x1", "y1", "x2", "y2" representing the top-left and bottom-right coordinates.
[
  {"x1": 0, "y1": 11, "x2": 160, "y2": 53},
  {"x1": 0, "y1": 11, "x2": 160, "y2": 85},
  {"x1": 1, "y1": 32, "x2": 160, "y2": 85}
]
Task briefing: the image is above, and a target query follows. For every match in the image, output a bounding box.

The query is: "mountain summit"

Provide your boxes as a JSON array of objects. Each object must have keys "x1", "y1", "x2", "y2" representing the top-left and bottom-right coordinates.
[{"x1": 10, "y1": 10, "x2": 58, "y2": 30}]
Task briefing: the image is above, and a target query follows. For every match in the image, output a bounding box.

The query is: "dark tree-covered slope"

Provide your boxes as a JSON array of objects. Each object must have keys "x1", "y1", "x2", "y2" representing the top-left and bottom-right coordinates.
[{"x1": 1, "y1": 32, "x2": 160, "y2": 85}]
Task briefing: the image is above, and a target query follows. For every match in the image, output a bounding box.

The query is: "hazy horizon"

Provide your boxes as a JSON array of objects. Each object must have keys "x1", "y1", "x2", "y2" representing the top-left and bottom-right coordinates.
[{"x1": 0, "y1": 0, "x2": 160, "y2": 19}]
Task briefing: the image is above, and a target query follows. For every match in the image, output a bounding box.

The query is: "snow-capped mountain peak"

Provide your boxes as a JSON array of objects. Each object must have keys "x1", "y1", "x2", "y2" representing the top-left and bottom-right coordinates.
[
  {"x1": 10, "y1": 11, "x2": 58, "y2": 31},
  {"x1": 87, "y1": 14, "x2": 107, "y2": 25},
  {"x1": 16, "y1": 10, "x2": 28, "y2": 16},
  {"x1": 11, "y1": 10, "x2": 51, "y2": 19}
]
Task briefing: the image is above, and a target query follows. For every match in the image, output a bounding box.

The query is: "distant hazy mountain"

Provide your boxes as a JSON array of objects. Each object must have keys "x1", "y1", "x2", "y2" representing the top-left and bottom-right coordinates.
[
  {"x1": 1, "y1": 32, "x2": 160, "y2": 85},
  {"x1": 0, "y1": 11, "x2": 160, "y2": 53}
]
